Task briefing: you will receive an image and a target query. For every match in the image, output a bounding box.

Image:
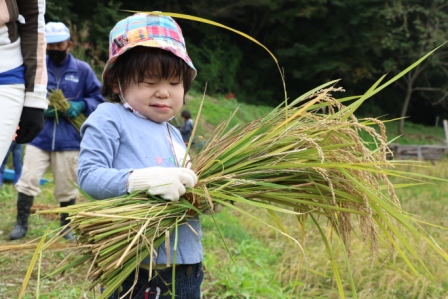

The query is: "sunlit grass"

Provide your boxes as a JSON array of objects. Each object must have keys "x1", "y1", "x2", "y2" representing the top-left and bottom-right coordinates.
[
  {"x1": 201, "y1": 159, "x2": 448, "y2": 299},
  {"x1": 0, "y1": 179, "x2": 96, "y2": 299}
]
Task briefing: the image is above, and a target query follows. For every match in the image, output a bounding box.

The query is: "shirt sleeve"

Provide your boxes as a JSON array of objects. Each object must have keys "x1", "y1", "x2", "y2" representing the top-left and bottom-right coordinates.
[
  {"x1": 78, "y1": 105, "x2": 131, "y2": 199},
  {"x1": 179, "y1": 119, "x2": 193, "y2": 134},
  {"x1": 16, "y1": 0, "x2": 48, "y2": 109},
  {"x1": 186, "y1": 119, "x2": 194, "y2": 132}
]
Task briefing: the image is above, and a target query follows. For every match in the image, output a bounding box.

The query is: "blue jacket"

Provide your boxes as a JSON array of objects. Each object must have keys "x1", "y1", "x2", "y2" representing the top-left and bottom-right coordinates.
[{"x1": 29, "y1": 54, "x2": 104, "y2": 151}]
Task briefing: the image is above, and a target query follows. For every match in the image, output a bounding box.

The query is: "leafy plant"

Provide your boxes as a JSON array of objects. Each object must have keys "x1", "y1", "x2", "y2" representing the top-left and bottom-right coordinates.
[
  {"x1": 188, "y1": 29, "x2": 243, "y2": 95},
  {"x1": 381, "y1": 0, "x2": 448, "y2": 134}
]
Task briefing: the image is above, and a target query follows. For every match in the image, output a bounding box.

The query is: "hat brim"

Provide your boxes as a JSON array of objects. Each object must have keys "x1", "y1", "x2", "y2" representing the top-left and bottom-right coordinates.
[
  {"x1": 46, "y1": 33, "x2": 70, "y2": 44},
  {"x1": 102, "y1": 40, "x2": 197, "y2": 81}
]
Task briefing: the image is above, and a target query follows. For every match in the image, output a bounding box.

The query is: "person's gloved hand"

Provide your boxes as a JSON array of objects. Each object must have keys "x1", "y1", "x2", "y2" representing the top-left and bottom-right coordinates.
[
  {"x1": 15, "y1": 107, "x2": 45, "y2": 144},
  {"x1": 128, "y1": 167, "x2": 198, "y2": 201},
  {"x1": 65, "y1": 100, "x2": 85, "y2": 118},
  {"x1": 44, "y1": 107, "x2": 59, "y2": 118}
]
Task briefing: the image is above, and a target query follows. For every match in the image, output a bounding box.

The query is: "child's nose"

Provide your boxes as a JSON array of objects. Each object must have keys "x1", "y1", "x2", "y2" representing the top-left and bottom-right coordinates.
[{"x1": 155, "y1": 88, "x2": 169, "y2": 99}]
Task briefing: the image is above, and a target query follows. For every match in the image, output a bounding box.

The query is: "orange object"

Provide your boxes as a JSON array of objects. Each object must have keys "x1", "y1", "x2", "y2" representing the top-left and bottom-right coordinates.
[
  {"x1": 13, "y1": 126, "x2": 20, "y2": 140},
  {"x1": 224, "y1": 93, "x2": 235, "y2": 99}
]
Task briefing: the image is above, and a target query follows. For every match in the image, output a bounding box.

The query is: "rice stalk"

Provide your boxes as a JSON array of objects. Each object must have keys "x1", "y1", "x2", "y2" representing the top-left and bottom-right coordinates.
[
  {"x1": 15, "y1": 12, "x2": 448, "y2": 299},
  {"x1": 47, "y1": 89, "x2": 87, "y2": 132},
  {"x1": 14, "y1": 85, "x2": 445, "y2": 299}
]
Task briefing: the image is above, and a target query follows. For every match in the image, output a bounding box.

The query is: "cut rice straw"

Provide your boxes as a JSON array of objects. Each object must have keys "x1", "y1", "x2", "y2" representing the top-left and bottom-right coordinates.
[
  {"x1": 47, "y1": 89, "x2": 87, "y2": 132},
  {"x1": 13, "y1": 12, "x2": 448, "y2": 299}
]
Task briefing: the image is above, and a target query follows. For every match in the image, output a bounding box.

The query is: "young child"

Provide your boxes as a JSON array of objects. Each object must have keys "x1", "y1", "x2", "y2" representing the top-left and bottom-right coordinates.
[
  {"x1": 77, "y1": 13, "x2": 203, "y2": 298},
  {"x1": 179, "y1": 110, "x2": 194, "y2": 145}
]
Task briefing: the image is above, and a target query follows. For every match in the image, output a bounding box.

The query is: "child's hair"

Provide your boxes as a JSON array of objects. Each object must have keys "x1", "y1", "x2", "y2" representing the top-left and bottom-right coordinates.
[
  {"x1": 102, "y1": 47, "x2": 195, "y2": 103},
  {"x1": 181, "y1": 110, "x2": 191, "y2": 119},
  {"x1": 101, "y1": 13, "x2": 197, "y2": 103}
]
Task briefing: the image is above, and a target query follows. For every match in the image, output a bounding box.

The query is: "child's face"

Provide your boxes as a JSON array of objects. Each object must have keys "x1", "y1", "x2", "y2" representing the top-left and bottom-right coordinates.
[{"x1": 120, "y1": 76, "x2": 184, "y2": 123}]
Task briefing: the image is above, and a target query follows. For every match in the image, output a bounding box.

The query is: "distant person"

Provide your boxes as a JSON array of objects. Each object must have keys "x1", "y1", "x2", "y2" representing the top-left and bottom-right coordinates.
[
  {"x1": 0, "y1": 142, "x2": 23, "y2": 187},
  {"x1": 9, "y1": 22, "x2": 105, "y2": 241},
  {"x1": 179, "y1": 110, "x2": 194, "y2": 145},
  {"x1": 0, "y1": 0, "x2": 48, "y2": 162}
]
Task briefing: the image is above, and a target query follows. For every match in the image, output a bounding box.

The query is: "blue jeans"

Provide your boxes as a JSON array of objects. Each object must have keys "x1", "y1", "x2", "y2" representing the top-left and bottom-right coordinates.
[
  {"x1": 0, "y1": 141, "x2": 23, "y2": 187},
  {"x1": 108, "y1": 262, "x2": 203, "y2": 299}
]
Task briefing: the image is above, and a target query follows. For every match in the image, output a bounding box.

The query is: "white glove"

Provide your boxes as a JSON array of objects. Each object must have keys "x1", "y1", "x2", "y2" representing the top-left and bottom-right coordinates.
[{"x1": 128, "y1": 167, "x2": 197, "y2": 201}]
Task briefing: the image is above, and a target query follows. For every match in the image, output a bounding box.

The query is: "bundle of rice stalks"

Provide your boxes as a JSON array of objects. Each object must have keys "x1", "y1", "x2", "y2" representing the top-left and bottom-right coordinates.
[
  {"x1": 47, "y1": 89, "x2": 87, "y2": 132},
  {"x1": 23, "y1": 82, "x2": 447, "y2": 299},
  {"x1": 18, "y1": 12, "x2": 447, "y2": 299}
]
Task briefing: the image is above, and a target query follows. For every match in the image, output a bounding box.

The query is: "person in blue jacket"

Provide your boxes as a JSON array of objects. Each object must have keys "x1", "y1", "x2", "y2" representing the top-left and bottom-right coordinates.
[{"x1": 9, "y1": 22, "x2": 104, "y2": 241}]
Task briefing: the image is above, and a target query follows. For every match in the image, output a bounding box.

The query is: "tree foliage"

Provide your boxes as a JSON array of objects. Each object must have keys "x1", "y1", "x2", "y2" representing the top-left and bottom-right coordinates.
[
  {"x1": 45, "y1": 0, "x2": 448, "y2": 128},
  {"x1": 381, "y1": 0, "x2": 448, "y2": 133}
]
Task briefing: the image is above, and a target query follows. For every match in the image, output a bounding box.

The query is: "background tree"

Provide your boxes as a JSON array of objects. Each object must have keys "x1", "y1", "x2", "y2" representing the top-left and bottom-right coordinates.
[
  {"x1": 381, "y1": 0, "x2": 448, "y2": 134},
  {"x1": 44, "y1": 0, "x2": 448, "y2": 127}
]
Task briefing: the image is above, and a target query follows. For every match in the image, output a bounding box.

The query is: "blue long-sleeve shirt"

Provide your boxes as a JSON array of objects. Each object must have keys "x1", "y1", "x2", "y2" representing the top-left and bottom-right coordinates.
[{"x1": 78, "y1": 102, "x2": 202, "y2": 265}]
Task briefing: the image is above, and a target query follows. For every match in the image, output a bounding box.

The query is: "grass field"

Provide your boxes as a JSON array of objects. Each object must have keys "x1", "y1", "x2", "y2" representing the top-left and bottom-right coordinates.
[
  {"x1": 1, "y1": 94, "x2": 448, "y2": 298},
  {"x1": 179, "y1": 89, "x2": 448, "y2": 146}
]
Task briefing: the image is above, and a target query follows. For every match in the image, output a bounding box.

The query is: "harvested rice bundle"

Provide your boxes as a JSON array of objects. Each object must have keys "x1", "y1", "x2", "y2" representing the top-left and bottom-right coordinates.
[
  {"x1": 29, "y1": 84, "x2": 447, "y2": 299},
  {"x1": 47, "y1": 89, "x2": 87, "y2": 132},
  {"x1": 18, "y1": 12, "x2": 447, "y2": 299}
]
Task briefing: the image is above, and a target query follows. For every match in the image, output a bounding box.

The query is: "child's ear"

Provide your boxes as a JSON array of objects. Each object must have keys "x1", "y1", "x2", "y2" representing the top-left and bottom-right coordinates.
[{"x1": 112, "y1": 80, "x2": 119, "y2": 94}]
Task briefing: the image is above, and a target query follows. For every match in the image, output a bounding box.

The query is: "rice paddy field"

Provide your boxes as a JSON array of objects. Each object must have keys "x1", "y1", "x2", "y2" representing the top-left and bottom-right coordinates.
[{"x1": 1, "y1": 93, "x2": 448, "y2": 299}]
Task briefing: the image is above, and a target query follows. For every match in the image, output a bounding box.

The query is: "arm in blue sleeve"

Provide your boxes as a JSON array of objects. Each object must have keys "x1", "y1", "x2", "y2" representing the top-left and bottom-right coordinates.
[
  {"x1": 179, "y1": 120, "x2": 193, "y2": 135},
  {"x1": 78, "y1": 109, "x2": 130, "y2": 199}
]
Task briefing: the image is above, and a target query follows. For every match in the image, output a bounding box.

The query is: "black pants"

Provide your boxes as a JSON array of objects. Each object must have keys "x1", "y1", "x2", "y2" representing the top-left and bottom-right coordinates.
[{"x1": 107, "y1": 262, "x2": 203, "y2": 299}]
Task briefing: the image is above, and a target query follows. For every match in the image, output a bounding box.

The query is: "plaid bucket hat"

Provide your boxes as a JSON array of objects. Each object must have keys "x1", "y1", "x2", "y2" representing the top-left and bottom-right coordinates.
[{"x1": 103, "y1": 13, "x2": 196, "y2": 80}]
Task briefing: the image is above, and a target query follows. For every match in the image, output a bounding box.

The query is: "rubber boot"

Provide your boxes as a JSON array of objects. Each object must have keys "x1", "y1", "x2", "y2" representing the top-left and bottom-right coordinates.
[
  {"x1": 9, "y1": 193, "x2": 34, "y2": 240},
  {"x1": 60, "y1": 198, "x2": 76, "y2": 241}
]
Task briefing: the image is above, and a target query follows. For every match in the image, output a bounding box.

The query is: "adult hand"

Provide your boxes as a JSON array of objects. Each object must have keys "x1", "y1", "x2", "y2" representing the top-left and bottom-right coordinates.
[
  {"x1": 43, "y1": 107, "x2": 59, "y2": 118},
  {"x1": 65, "y1": 100, "x2": 85, "y2": 118},
  {"x1": 128, "y1": 167, "x2": 198, "y2": 201},
  {"x1": 15, "y1": 107, "x2": 45, "y2": 143}
]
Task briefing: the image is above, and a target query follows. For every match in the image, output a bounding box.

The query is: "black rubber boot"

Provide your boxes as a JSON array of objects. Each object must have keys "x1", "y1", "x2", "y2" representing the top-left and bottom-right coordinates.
[
  {"x1": 60, "y1": 198, "x2": 76, "y2": 241},
  {"x1": 9, "y1": 193, "x2": 34, "y2": 240}
]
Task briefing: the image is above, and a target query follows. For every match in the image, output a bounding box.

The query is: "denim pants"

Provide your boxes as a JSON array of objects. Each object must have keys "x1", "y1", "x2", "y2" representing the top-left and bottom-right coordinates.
[
  {"x1": 108, "y1": 262, "x2": 203, "y2": 299},
  {"x1": 0, "y1": 141, "x2": 23, "y2": 186}
]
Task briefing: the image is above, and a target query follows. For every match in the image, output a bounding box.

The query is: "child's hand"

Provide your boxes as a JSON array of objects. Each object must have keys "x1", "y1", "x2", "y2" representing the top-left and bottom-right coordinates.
[{"x1": 128, "y1": 167, "x2": 197, "y2": 201}]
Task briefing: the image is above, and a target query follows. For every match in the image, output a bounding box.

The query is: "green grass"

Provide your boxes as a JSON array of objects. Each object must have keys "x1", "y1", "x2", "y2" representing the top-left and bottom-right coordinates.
[
  {"x1": 171, "y1": 89, "x2": 274, "y2": 141},
  {"x1": 178, "y1": 90, "x2": 447, "y2": 148},
  {"x1": 0, "y1": 181, "x2": 96, "y2": 299},
  {"x1": 1, "y1": 93, "x2": 448, "y2": 298},
  {"x1": 361, "y1": 119, "x2": 447, "y2": 146},
  {"x1": 200, "y1": 159, "x2": 448, "y2": 298}
]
